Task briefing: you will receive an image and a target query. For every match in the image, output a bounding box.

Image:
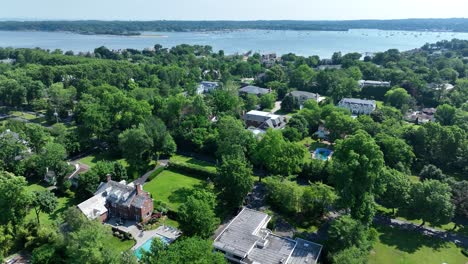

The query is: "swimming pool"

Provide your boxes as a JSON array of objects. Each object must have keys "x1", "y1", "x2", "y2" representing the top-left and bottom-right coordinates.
[
  {"x1": 313, "y1": 148, "x2": 333, "y2": 161},
  {"x1": 134, "y1": 235, "x2": 172, "y2": 259}
]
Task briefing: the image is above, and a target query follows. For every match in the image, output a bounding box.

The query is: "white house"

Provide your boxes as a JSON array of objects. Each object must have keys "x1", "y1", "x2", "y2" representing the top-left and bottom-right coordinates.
[
  {"x1": 214, "y1": 208, "x2": 322, "y2": 264},
  {"x1": 338, "y1": 98, "x2": 376, "y2": 115},
  {"x1": 358, "y1": 80, "x2": 391, "y2": 88},
  {"x1": 196, "y1": 81, "x2": 220, "y2": 95}
]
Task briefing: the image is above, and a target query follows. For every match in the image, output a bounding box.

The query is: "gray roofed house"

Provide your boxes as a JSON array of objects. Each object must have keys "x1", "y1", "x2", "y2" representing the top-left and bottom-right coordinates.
[
  {"x1": 243, "y1": 110, "x2": 287, "y2": 131},
  {"x1": 239, "y1": 86, "x2": 271, "y2": 96},
  {"x1": 214, "y1": 208, "x2": 322, "y2": 264},
  {"x1": 315, "y1": 64, "x2": 342, "y2": 70},
  {"x1": 288, "y1": 91, "x2": 324, "y2": 106},
  {"x1": 338, "y1": 98, "x2": 376, "y2": 115},
  {"x1": 358, "y1": 80, "x2": 391, "y2": 88},
  {"x1": 77, "y1": 175, "x2": 154, "y2": 223},
  {"x1": 427, "y1": 82, "x2": 455, "y2": 91},
  {"x1": 196, "y1": 81, "x2": 220, "y2": 94}
]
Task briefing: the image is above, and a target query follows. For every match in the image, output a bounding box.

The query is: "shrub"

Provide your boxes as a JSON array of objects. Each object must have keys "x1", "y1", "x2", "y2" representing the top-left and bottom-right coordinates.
[
  {"x1": 148, "y1": 166, "x2": 165, "y2": 181},
  {"x1": 167, "y1": 161, "x2": 217, "y2": 180}
]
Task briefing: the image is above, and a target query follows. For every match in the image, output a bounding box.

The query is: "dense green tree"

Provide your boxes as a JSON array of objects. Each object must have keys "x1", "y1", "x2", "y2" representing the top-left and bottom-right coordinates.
[
  {"x1": 32, "y1": 190, "x2": 58, "y2": 225},
  {"x1": 435, "y1": 104, "x2": 456, "y2": 125},
  {"x1": 327, "y1": 215, "x2": 377, "y2": 253},
  {"x1": 384, "y1": 87, "x2": 411, "y2": 110},
  {"x1": 419, "y1": 164, "x2": 446, "y2": 181},
  {"x1": 254, "y1": 130, "x2": 306, "y2": 176},
  {"x1": 401, "y1": 179, "x2": 455, "y2": 226},
  {"x1": 451, "y1": 181, "x2": 468, "y2": 225},
  {"x1": 375, "y1": 133, "x2": 414, "y2": 171},
  {"x1": 281, "y1": 94, "x2": 300, "y2": 112},
  {"x1": 216, "y1": 155, "x2": 254, "y2": 208},
  {"x1": 325, "y1": 111, "x2": 359, "y2": 141},
  {"x1": 118, "y1": 124, "x2": 153, "y2": 169},
  {"x1": 331, "y1": 130, "x2": 384, "y2": 224},
  {"x1": 142, "y1": 237, "x2": 226, "y2": 264},
  {"x1": 178, "y1": 190, "x2": 220, "y2": 238},
  {"x1": 0, "y1": 171, "x2": 32, "y2": 231},
  {"x1": 259, "y1": 92, "x2": 276, "y2": 110},
  {"x1": 215, "y1": 116, "x2": 256, "y2": 159},
  {"x1": 264, "y1": 177, "x2": 303, "y2": 214},
  {"x1": 302, "y1": 182, "x2": 337, "y2": 218},
  {"x1": 332, "y1": 246, "x2": 369, "y2": 264},
  {"x1": 66, "y1": 221, "x2": 121, "y2": 264},
  {"x1": 376, "y1": 168, "x2": 411, "y2": 214}
]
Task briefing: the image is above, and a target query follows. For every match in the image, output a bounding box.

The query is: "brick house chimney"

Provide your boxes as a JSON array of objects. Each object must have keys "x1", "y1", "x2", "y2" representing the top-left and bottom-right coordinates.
[
  {"x1": 136, "y1": 184, "x2": 143, "y2": 195},
  {"x1": 106, "y1": 174, "x2": 112, "y2": 182}
]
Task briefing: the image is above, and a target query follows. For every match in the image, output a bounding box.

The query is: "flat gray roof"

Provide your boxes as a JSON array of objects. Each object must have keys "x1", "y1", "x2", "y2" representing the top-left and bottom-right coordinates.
[
  {"x1": 214, "y1": 208, "x2": 323, "y2": 264},
  {"x1": 213, "y1": 208, "x2": 270, "y2": 258},
  {"x1": 288, "y1": 238, "x2": 322, "y2": 264}
]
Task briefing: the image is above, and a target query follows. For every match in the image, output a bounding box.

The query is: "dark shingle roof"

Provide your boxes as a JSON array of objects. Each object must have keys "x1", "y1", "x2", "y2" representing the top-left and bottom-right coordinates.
[{"x1": 239, "y1": 86, "x2": 270, "y2": 95}]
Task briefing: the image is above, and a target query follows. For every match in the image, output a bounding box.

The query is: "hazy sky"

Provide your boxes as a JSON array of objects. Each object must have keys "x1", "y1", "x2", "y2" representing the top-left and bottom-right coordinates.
[{"x1": 1, "y1": 0, "x2": 467, "y2": 20}]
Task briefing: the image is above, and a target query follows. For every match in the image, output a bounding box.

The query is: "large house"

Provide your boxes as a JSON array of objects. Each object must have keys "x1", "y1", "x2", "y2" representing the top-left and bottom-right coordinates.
[
  {"x1": 196, "y1": 81, "x2": 220, "y2": 94},
  {"x1": 78, "y1": 175, "x2": 153, "y2": 223},
  {"x1": 214, "y1": 208, "x2": 322, "y2": 264},
  {"x1": 261, "y1": 53, "x2": 278, "y2": 67},
  {"x1": 288, "y1": 91, "x2": 323, "y2": 106},
  {"x1": 239, "y1": 86, "x2": 271, "y2": 97},
  {"x1": 358, "y1": 80, "x2": 391, "y2": 88},
  {"x1": 338, "y1": 98, "x2": 376, "y2": 115},
  {"x1": 427, "y1": 82, "x2": 455, "y2": 91},
  {"x1": 243, "y1": 110, "x2": 287, "y2": 130}
]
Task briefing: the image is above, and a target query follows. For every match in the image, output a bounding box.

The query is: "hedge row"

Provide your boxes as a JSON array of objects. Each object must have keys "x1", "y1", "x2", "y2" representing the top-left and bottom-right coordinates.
[
  {"x1": 148, "y1": 166, "x2": 165, "y2": 181},
  {"x1": 167, "y1": 160, "x2": 217, "y2": 180}
]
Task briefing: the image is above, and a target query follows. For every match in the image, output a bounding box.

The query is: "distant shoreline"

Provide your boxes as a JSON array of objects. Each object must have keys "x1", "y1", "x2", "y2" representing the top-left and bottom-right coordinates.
[{"x1": 0, "y1": 19, "x2": 467, "y2": 35}]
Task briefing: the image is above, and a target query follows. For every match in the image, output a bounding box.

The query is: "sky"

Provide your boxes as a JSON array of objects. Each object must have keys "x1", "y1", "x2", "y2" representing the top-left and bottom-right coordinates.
[{"x1": 1, "y1": 0, "x2": 467, "y2": 21}]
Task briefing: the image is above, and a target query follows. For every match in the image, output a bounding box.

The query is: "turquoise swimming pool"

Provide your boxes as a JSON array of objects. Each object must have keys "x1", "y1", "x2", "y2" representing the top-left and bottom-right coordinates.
[
  {"x1": 134, "y1": 235, "x2": 172, "y2": 259},
  {"x1": 314, "y1": 148, "x2": 333, "y2": 161}
]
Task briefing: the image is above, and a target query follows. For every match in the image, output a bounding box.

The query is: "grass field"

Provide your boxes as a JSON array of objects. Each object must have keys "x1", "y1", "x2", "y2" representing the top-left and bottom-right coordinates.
[
  {"x1": 79, "y1": 153, "x2": 129, "y2": 168},
  {"x1": 102, "y1": 228, "x2": 135, "y2": 252},
  {"x1": 169, "y1": 154, "x2": 217, "y2": 172},
  {"x1": 368, "y1": 225, "x2": 468, "y2": 264},
  {"x1": 25, "y1": 184, "x2": 75, "y2": 226},
  {"x1": 143, "y1": 170, "x2": 204, "y2": 211}
]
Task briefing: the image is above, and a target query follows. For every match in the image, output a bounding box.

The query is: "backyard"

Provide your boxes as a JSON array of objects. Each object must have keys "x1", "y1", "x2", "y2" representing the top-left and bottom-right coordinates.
[
  {"x1": 25, "y1": 184, "x2": 75, "y2": 226},
  {"x1": 143, "y1": 169, "x2": 204, "y2": 211},
  {"x1": 368, "y1": 225, "x2": 467, "y2": 264},
  {"x1": 169, "y1": 154, "x2": 217, "y2": 173},
  {"x1": 24, "y1": 183, "x2": 134, "y2": 252}
]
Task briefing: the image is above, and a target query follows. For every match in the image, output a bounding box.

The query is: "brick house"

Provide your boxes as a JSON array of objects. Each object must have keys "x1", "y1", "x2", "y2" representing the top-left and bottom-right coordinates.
[{"x1": 78, "y1": 175, "x2": 154, "y2": 223}]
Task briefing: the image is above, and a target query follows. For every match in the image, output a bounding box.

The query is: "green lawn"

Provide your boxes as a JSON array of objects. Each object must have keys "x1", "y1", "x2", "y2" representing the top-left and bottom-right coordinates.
[
  {"x1": 102, "y1": 228, "x2": 135, "y2": 253},
  {"x1": 79, "y1": 153, "x2": 129, "y2": 168},
  {"x1": 169, "y1": 154, "x2": 216, "y2": 173},
  {"x1": 143, "y1": 170, "x2": 204, "y2": 211},
  {"x1": 9, "y1": 111, "x2": 37, "y2": 120},
  {"x1": 25, "y1": 184, "x2": 76, "y2": 226},
  {"x1": 369, "y1": 225, "x2": 468, "y2": 264}
]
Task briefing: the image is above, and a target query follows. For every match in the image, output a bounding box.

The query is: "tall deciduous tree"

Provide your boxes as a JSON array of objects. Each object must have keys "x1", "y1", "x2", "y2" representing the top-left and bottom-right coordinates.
[
  {"x1": 142, "y1": 237, "x2": 226, "y2": 264},
  {"x1": 118, "y1": 124, "x2": 153, "y2": 169},
  {"x1": 376, "y1": 168, "x2": 411, "y2": 215},
  {"x1": 178, "y1": 190, "x2": 220, "y2": 238},
  {"x1": 254, "y1": 130, "x2": 306, "y2": 176},
  {"x1": 0, "y1": 171, "x2": 32, "y2": 232},
  {"x1": 331, "y1": 130, "x2": 384, "y2": 224},
  {"x1": 401, "y1": 179, "x2": 455, "y2": 227},
  {"x1": 216, "y1": 155, "x2": 254, "y2": 208},
  {"x1": 435, "y1": 104, "x2": 456, "y2": 126},
  {"x1": 384, "y1": 87, "x2": 411, "y2": 110},
  {"x1": 32, "y1": 190, "x2": 58, "y2": 225}
]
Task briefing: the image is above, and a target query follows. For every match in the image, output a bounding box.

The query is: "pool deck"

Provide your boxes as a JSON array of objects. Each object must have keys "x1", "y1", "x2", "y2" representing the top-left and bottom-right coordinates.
[
  {"x1": 106, "y1": 218, "x2": 181, "y2": 250},
  {"x1": 131, "y1": 226, "x2": 181, "y2": 250}
]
